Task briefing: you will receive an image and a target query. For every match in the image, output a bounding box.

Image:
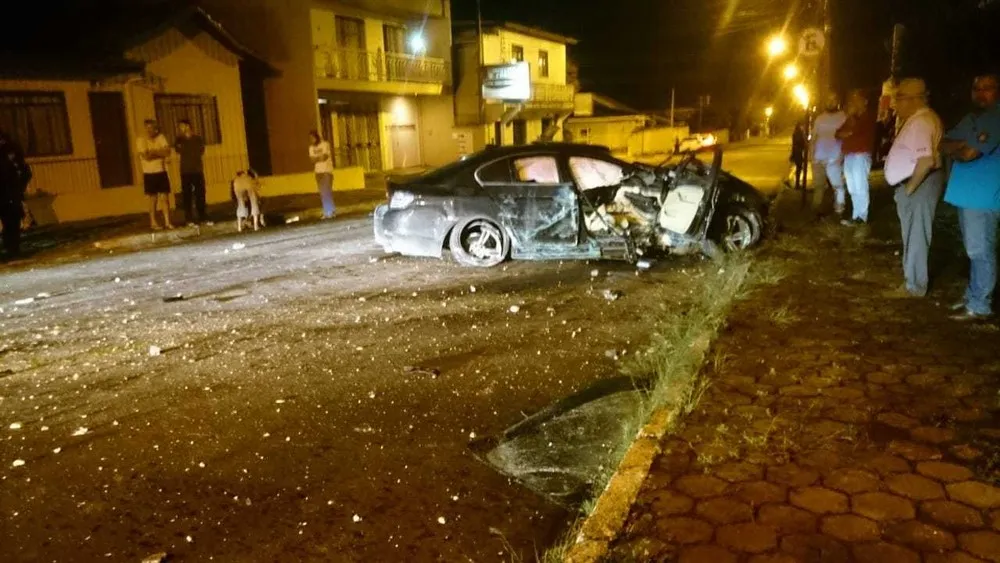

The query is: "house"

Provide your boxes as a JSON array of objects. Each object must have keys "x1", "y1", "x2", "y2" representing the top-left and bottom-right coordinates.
[
  {"x1": 201, "y1": 0, "x2": 456, "y2": 173},
  {"x1": 452, "y1": 21, "x2": 577, "y2": 153},
  {"x1": 0, "y1": 3, "x2": 271, "y2": 225},
  {"x1": 565, "y1": 93, "x2": 690, "y2": 159}
]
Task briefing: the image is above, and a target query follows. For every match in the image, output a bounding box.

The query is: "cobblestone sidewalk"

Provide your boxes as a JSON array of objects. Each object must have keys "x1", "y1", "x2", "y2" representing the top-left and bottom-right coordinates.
[{"x1": 606, "y1": 202, "x2": 1000, "y2": 562}]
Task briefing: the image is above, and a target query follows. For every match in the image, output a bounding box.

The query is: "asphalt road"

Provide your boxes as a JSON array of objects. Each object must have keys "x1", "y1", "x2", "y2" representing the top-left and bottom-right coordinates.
[{"x1": 0, "y1": 140, "x2": 788, "y2": 562}]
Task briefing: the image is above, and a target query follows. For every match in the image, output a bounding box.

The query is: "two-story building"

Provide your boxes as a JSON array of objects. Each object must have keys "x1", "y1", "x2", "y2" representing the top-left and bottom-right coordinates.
[
  {"x1": 452, "y1": 21, "x2": 577, "y2": 153},
  {"x1": 203, "y1": 0, "x2": 456, "y2": 174}
]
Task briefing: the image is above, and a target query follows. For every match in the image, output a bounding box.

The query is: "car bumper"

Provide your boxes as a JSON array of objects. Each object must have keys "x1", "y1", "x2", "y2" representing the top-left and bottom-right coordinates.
[{"x1": 373, "y1": 204, "x2": 451, "y2": 258}]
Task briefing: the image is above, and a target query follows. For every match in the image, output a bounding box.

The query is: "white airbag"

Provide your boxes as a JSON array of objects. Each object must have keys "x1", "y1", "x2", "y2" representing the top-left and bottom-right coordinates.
[{"x1": 658, "y1": 184, "x2": 704, "y2": 233}]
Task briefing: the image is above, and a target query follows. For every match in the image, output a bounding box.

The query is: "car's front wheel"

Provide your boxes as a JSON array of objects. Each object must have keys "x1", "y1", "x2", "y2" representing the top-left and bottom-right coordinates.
[
  {"x1": 718, "y1": 205, "x2": 763, "y2": 251},
  {"x1": 449, "y1": 218, "x2": 508, "y2": 267}
]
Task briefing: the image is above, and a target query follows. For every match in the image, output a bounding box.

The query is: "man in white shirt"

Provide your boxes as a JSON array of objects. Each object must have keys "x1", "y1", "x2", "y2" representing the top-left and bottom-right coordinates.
[
  {"x1": 883, "y1": 78, "x2": 944, "y2": 298},
  {"x1": 811, "y1": 93, "x2": 848, "y2": 216},
  {"x1": 136, "y1": 119, "x2": 174, "y2": 230}
]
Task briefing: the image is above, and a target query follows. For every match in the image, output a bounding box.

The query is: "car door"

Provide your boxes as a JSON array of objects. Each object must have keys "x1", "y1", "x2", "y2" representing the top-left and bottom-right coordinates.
[
  {"x1": 664, "y1": 147, "x2": 724, "y2": 240},
  {"x1": 476, "y1": 154, "x2": 580, "y2": 256}
]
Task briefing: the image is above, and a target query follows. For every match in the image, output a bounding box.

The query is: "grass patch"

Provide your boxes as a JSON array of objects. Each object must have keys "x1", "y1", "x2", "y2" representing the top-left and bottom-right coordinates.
[{"x1": 541, "y1": 253, "x2": 781, "y2": 561}]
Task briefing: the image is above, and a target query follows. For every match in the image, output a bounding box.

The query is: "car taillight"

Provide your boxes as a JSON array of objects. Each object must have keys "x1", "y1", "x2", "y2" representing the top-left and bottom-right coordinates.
[{"x1": 389, "y1": 191, "x2": 415, "y2": 210}]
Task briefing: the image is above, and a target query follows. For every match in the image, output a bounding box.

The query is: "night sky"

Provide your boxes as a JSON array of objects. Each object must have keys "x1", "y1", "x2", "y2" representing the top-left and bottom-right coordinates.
[{"x1": 454, "y1": 0, "x2": 998, "y2": 121}]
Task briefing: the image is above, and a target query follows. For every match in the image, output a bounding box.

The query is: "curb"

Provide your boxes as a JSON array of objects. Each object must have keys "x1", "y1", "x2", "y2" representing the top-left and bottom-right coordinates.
[
  {"x1": 564, "y1": 405, "x2": 676, "y2": 562},
  {"x1": 91, "y1": 201, "x2": 381, "y2": 252}
]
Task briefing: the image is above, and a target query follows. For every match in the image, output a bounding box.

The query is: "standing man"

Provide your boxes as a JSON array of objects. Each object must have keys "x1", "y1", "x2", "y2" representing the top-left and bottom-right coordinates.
[
  {"x1": 940, "y1": 74, "x2": 1000, "y2": 320},
  {"x1": 811, "y1": 92, "x2": 848, "y2": 217},
  {"x1": 836, "y1": 89, "x2": 877, "y2": 224},
  {"x1": 0, "y1": 129, "x2": 32, "y2": 259},
  {"x1": 174, "y1": 119, "x2": 207, "y2": 226},
  {"x1": 137, "y1": 119, "x2": 174, "y2": 230},
  {"x1": 786, "y1": 121, "x2": 808, "y2": 190},
  {"x1": 883, "y1": 78, "x2": 944, "y2": 298}
]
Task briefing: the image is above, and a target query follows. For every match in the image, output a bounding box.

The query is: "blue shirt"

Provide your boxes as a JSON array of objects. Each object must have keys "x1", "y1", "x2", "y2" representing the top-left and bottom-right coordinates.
[{"x1": 944, "y1": 104, "x2": 1000, "y2": 211}]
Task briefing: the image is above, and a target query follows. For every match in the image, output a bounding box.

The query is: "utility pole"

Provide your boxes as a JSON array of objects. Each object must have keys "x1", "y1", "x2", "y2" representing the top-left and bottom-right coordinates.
[{"x1": 670, "y1": 87, "x2": 675, "y2": 128}]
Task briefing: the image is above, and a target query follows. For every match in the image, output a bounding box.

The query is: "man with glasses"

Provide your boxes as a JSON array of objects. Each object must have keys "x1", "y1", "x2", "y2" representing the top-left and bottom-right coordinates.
[
  {"x1": 940, "y1": 74, "x2": 1000, "y2": 320},
  {"x1": 883, "y1": 78, "x2": 944, "y2": 298}
]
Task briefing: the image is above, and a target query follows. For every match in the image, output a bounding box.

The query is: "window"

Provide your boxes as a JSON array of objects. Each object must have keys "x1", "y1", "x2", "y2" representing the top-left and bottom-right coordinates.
[
  {"x1": 0, "y1": 91, "x2": 72, "y2": 157},
  {"x1": 383, "y1": 24, "x2": 405, "y2": 54},
  {"x1": 511, "y1": 44, "x2": 524, "y2": 62},
  {"x1": 569, "y1": 157, "x2": 624, "y2": 191},
  {"x1": 538, "y1": 50, "x2": 549, "y2": 78},
  {"x1": 476, "y1": 158, "x2": 513, "y2": 184},
  {"x1": 154, "y1": 94, "x2": 222, "y2": 145},
  {"x1": 513, "y1": 156, "x2": 560, "y2": 183}
]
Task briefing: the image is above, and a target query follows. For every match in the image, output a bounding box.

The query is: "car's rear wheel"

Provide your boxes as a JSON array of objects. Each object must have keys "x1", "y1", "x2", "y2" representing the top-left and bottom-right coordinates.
[
  {"x1": 719, "y1": 205, "x2": 762, "y2": 251},
  {"x1": 449, "y1": 218, "x2": 508, "y2": 267}
]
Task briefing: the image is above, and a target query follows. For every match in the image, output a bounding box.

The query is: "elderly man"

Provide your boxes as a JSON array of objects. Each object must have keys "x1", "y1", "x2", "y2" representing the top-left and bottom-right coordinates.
[
  {"x1": 940, "y1": 74, "x2": 1000, "y2": 320},
  {"x1": 884, "y1": 78, "x2": 944, "y2": 298}
]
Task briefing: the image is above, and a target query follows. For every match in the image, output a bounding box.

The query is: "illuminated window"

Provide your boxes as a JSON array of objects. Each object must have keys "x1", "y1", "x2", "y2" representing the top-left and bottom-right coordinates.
[
  {"x1": 513, "y1": 156, "x2": 560, "y2": 183},
  {"x1": 0, "y1": 91, "x2": 72, "y2": 157},
  {"x1": 154, "y1": 94, "x2": 222, "y2": 145},
  {"x1": 538, "y1": 50, "x2": 549, "y2": 78},
  {"x1": 512, "y1": 45, "x2": 524, "y2": 62}
]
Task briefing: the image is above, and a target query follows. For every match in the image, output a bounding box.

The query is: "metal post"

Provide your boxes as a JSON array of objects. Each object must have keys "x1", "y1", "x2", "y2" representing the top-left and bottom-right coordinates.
[{"x1": 670, "y1": 87, "x2": 675, "y2": 128}]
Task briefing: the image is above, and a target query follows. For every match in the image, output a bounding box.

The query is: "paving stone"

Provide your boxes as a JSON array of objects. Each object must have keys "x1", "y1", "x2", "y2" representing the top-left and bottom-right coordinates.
[
  {"x1": 920, "y1": 500, "x2": 986, "y2": 530},
  {"x1": 654, "y1": 516, "x2": 715, "y2": 545},
  {"x1": 767, "y1": 463, "x2": 820, "y2": 487},
  {"x1": 886, "y1": 473, "x2": 947, "y2": 501},
  {"x1": 911, "y1": 426, "x2": 957, "y2": 445},
  {"x1": 824, "y1": 468, "x2": 880, "y2": 494},
  {"x1": 876, "y1": 411, "x2": 920, "y2": 429},
  {"x1": 790, "y1": 486, "x2": 849, "y2": 514},
  {"x1": 733, "y1": 480, "x2": 787, "y2": 505},
  {"x1": 852, "y1": 492, "x2": 916, "y2": 521},
  {"x1": 952, "y1": 444, "x2": 984, "y2": 462},
  {"x1": 747, "y1": 555, "x2": 801, "y2": 563},
  {"x1": 917, "y1": 462, "x2": 976, "y2": 483},
  {"x1": 678, "y1": 544, "x2": 738, "y2": 563},
  {"x1": 803, "y1": 419, "x2": 851, "y2": 441},
  {"x1": 715, "y1": 522, "x2": 778, "y2": 554},
  {"x1": 992, "y1": 509, "x2": 1000, "y2": 532},
  {"x1": 796, "y1": 448, "x2": 847, "y2": 474},
  {"x1": 714, "y1": 461, "x2": 763, "y2": 483},
  {"x1": 779, "y1": 533, "x2": 851, "y2": 563},
  {"x1": 952, "y1": 408, "x2": 988, "y2": 422},
  {"x1": 779, "y1": 385, "x2": 821, "y2": 397},
  {"x1": 825, "y1": 406, "x2": 870, "y2": 424},
  {"x1": 885, "y1": 520, "x2": 957, "y2": 552},
  {"x1": 695, "y1": 497, "x2": 753, "y2": 524},
  {"x1": 907, "y1": 372, "x2": 948, "y2": 387},
  {"x1": 889, "y1": 440, "x2": 944, "y2": 461},
  {"x1": 851, "y1": 542, "x2": 921, "y2": 563},
  {"x1": 948, "y1": 481, "x2": 1000, "y2": 510},
  {"x1": 674, "y1": 474, "x2": 729, "y2": 499},
  {"x1": 868, "y1": 371, "x2": 904, "y2": 385},
  {"x1": 925, "y1": 552, "x2": 991, "y2": 563},
  {"x1": 863, "y1": 453, "x2": 912, "y2": 476},
  {"x1": 803, "y1": 375, "x2": 839, "y2": 388},
  {"x1": 649, "y1": 489, "x2": 695, "y2": 516},
  {"x1": 959, "y1": 531, "x2": 1000, "y2": 562},
  {"x1": 757, "y1": 503, "x2": 818, "y2": 534},
  {"x1": 820, "y1": 514, "x2": 880, "y2": 542},
  {"x1": 734, "y1": 405, "x2": 771, "y2": 420},
  {"x1": 825, "y1": 387, "x2": 865, "y2": 401}
]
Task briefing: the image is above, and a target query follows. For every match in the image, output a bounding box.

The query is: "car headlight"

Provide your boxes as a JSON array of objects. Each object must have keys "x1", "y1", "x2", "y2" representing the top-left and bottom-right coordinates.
[{"x1": 389, "y1": 191, "x2": 415, "y2": 210}]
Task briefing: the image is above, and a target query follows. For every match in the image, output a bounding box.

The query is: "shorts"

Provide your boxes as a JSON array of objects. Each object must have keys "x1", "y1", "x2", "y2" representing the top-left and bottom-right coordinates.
[{"x1": 143, "y1": 172, "x2": 171, "y2": 195}]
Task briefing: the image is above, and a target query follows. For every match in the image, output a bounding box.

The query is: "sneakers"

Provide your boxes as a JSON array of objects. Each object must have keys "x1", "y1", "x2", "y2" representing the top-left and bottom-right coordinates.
[
  {"x1": 949, "y1": 300, "x2": 967, "y2": 312},
  {"x1": 951, "y1": 308, "x2": 990, "y2": 321},
  {"x1": 882, "y1": 284, "x2": 922, "y2": 299},
  {"x1": 840, "y1": 218, "x2": 867, "y2": 227}
]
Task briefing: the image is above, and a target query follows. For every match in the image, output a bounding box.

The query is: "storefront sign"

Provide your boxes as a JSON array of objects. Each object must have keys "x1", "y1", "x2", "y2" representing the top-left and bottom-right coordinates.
[{"x1": 482, "y1": 63, "x2": 531, "y2": 102}]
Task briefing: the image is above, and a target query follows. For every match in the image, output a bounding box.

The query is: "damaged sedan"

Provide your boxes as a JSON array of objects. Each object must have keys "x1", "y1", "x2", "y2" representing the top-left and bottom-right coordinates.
[{"x1": 374, "y1": 143, "x2": 766, "y2": 267}]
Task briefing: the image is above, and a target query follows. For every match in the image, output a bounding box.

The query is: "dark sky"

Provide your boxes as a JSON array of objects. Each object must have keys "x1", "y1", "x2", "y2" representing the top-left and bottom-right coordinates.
[{"x1": 454, "y1": 0, "x2": 997, "y2": 119}]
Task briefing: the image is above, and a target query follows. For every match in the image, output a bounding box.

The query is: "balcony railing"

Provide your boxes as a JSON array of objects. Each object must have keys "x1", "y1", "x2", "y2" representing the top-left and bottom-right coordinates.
[
  {"x1": 531, "y1": 82, "x2": 575, "y2": 105},
  {"x1": 316, "y1": 47, "x2": 448, "y2": 85}
]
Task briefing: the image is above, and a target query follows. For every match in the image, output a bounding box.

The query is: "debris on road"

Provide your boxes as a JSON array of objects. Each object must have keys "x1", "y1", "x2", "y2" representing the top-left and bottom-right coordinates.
[
  {"x1": 14, "y1": 297, "x2": 34, "y2": 305},
  {"x1": 11, "y1": 459, "x2": 25, "y2": 468},
  {"x1": 71, "y1": 427, "x2": 88, "y2": 437},
  {"x1": 231, "y1": 243, "x2": 246, "y2": 251},
  {"x1": 352, "y1": 515, "x2": 362, "y2": 523},
  {"x1": 636, "y1": 259, "x2": 653, "y2": 270},
  {"x1": 148, "y1": 345, "x2": 162, "y2": 357},
  {"x1": 508, "y1": 305, "x2": 521, "y2": 314},
  {"x1": 285, "y1": 216, "x2": 300, "y2": 224},
  {"x1": 602, "y1": 289, "x2": 622, "y2": 301},
  {"x1": 9, "y1": 422, "x2": 22, "y2": 430},
  {"x1": 469, "y1": 285, "x2": 477, "y2": 293},
  {"x1": 141, "y1": 552, "x2": 169, "y2": 563},
  {"x1": 590, "y1": 269, "x2": 600, "y2": 278},
  {"x1": 403, "y1": 366, "x2": 440, "y2": 378},
  {"x1": 437, "y1": 516, "x2": 446, "y2": 525},
  {"x1": 162, "y1": 294, "x2": 185, "y2": 303}
]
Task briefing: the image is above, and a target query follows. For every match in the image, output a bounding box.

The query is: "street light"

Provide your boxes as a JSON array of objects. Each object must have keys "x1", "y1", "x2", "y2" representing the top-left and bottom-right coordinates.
[
  {"x1": 783, "y1": 63, "x2": 799, "y2": 80},
  {"x1": 767, "y1": 35, "x2": 788, "y2": 58},
  {"x1": 408, "y1": 32, "x2": 427, "y2": 54},
  {"x1": 764, "y1": 106, "x2": 774, "y2": 118},
  {"x1": 792, "y1": 83, "x2": 810, "y2": 109}
]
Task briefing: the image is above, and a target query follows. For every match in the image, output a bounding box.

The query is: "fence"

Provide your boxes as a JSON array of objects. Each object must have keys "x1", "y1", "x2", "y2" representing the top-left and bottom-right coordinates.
[{"x1": 316, "y1": 48, "x2": 448, "y2": 84}]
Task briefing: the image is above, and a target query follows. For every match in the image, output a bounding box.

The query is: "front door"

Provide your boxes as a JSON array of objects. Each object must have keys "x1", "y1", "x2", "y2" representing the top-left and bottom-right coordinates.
[
  {"x1": 512, "y1": 119, "x2": 527, "y2": 145},
  {"x1": 335, "y1": 111, "x2": 383, "y2": 171},
  {"x1": 87, "y1": 92, "x2": 132, "y2": 188},
  {"x1": 390, "y1": 124, "x2": 419, "y2": 169},
  {"x1": 335, "y1": 16, "x2": 367, "y2": 80}
]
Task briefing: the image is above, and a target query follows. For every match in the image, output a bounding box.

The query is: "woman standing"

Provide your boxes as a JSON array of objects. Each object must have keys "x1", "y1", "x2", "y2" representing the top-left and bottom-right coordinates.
[{"x1": 308, "y1": 130, "x2": 336, "y2": 219}]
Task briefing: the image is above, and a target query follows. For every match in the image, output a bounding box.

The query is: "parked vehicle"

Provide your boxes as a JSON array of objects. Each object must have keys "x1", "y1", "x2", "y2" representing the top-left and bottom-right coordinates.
[
  {"x1": 373, "y1": 143, "x2": 766, "y2": 268},
  {"x1": 677, "y1": 134, "x2": 716, "y2": 153}
]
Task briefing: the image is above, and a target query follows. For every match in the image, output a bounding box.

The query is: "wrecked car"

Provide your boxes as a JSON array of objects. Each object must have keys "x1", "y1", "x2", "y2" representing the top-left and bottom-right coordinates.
[{"x1": 373, "y1": 143, "x2": 766, "y2": 267}]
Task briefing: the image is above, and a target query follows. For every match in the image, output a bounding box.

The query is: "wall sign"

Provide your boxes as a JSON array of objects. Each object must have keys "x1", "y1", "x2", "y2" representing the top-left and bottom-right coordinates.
[{"x1": 482, "y1": 62, "x2": 531, "y2": 102}]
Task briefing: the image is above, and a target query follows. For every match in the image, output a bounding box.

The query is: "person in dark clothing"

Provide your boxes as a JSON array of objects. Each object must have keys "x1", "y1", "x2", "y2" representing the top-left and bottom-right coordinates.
[
  {"x1": 174, "y1": 119, "x2": 207, "y2": 225},
  {"x1": 0, "y1": 129, "x2": 32, "y2": 259},
  {"x1": 785, "y1": 122, "x2": 808, "y2": 189}
]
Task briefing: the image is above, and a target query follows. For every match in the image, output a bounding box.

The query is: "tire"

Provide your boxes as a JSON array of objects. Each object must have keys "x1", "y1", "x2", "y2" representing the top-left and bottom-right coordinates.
[
  {"x1": 716, "y1": 204, "x2": 763, "y2": 251},
  {"x1": 448, "y1": 217, "x2": 509, "y2": 267}
]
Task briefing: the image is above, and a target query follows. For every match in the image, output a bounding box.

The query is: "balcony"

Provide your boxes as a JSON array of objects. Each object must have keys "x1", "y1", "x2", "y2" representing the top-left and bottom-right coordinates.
[
  {"x1": 315, "y1": 47, "x2": 448, "y2": 96},
  {"x1": 530, "y1": 82, "x2": 575, "y2": 106}
]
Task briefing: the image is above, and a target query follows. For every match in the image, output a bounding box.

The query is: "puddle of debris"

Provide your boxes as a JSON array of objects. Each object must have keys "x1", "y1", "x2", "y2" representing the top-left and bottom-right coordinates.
[{"x1": 472, "y1": 376, "x2": 651, "y2": 506}]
